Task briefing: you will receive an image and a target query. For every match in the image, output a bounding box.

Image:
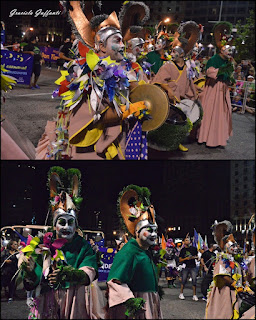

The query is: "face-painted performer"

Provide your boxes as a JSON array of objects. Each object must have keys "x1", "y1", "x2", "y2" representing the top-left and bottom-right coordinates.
[
  {"x1": 18, "y1": 167, "x2": 105, "y2": 319},
  {"x1": 151, "y1": 20, "x2": 204, "y2": 152},
  {"x1": 197, "y1": 21, "x2": 235, "y2": 147},
  {"x1": 36, "y1": 1, "x2": 149, "y2": 160},
  {"x1": 107, "y1": 185, "x2": 162, "y2": 319},
  {"x1": 205, "y1": 220, "x2": 245, "y2": 319}
]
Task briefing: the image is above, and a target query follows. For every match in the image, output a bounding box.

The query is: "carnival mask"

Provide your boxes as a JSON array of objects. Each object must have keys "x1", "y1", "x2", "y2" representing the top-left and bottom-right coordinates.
[
  {"x1": 225, "y1": 240, "x2": 239, "y2": 255},
  {"x1": 221, "y1": 45, "x2": 233, "y2": 59},
  {"x1": 155, "y1": 39, "x2": 166, "y2": 51},
  {"x1": 55, "y1": 214, "x2": 76, "y2": 241},
  {"x1": 171, "y1": 46, "x2": 184, "y2": 62},
  {"x1": 104, "y1": 33, "x2": 125, "y2": 62},
  {"x1": 132, "y1": 43, "x2": 144, "y2": 57},
  {"x1": 137, "y1": 223, "x2": 158, "y2": 247}
]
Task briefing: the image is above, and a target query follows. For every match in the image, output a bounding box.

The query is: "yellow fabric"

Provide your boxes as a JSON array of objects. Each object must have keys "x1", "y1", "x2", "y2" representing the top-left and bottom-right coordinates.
[
  {"x1": 120, "y1": 101, "x2": 147, "y2": 119},
  {"x1": 232, "y1": 273, "x2": 242, "y2": 282},
  {"x1": 86, "y1": 50, "x2": 100, "y2": 71},
  {"x1": 105, "y1": 143, "x2": 118, "y2": 159},
  {"x1": 69, "y1": 106, "x2": 109, "y2": 144},
  {"x1": 194, "y1": 77, "x2": 206, "y2": 88},
  {"x1": 55, "y1": 70, "x2": 69, "y2": 85},
  {"x1": 70, "y1": 124, "x2": 104, "y2": 147}
]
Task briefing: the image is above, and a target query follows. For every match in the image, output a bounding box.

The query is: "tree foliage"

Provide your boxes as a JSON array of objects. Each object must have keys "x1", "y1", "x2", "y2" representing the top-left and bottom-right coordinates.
[{"x1": 234, "y1": 10, "x2": 255, "y2": 62}]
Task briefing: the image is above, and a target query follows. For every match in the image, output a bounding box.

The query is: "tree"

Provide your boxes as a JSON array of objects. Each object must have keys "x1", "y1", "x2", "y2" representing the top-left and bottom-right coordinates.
[{"x1": 234, "y1": 10, "x2": 255, "y2": 62}]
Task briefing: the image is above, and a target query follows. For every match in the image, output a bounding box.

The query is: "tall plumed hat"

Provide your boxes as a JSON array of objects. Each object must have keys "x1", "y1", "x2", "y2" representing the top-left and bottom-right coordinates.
[
  {"x1": 211, "y1": 220, "x2": 233, "y2": 245},
  {"x1": 47, "y1": 166, "x2": 83, "y2": 226},
  {"x1": 117, "y1": 184, "x2": 157, "y2": 236},
  {"x1": 213, "y1": 21, "x2": 234, "y2": 51},
  {"x1": 172, "y1": 21, "x2": 200, "y2": 55},
  {"x1": 59, "y1": 1, "x2": 120, "y2": 48},
  {"x1": 118, "y1": 1, "x2": 150, "y2": 42}
]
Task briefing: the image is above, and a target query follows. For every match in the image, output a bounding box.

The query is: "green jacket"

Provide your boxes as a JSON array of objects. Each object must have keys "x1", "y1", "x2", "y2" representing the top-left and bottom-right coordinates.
[{"x1": 107, "y1": 238, "x2": 158, "y2": 292}]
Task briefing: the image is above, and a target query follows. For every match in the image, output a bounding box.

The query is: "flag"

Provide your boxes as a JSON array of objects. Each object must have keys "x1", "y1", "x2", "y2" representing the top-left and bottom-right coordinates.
[
  {"x1": 161, "y1": 234, "x2": 166, "y2": 250},
  {"x1": 198, "y1": 233, "x2": 204, "y2": 250},
  {"x1": 204, "y1": 235, "x2": 208, "y2": 250},
  {"x1": 12, "y1": 228, "x2": 27, "y2": 244},
  {"x1": 193, "y1": 228, "x2": 199, "y2": 248}
]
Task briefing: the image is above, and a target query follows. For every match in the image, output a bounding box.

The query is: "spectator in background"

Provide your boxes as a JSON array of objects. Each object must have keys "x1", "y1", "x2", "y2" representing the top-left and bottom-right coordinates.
[
  {"x1": 178, "y1": 236, "x2": 199, "y2": 301},
  {"x1": 231, "y1": 94, "x2": 242, "y2": 112},
  {"x1": 59, "y1": 33, "x2": 77, "y2": 64},
  {"x1": 0, "y1": 239, "x2": 19, "y2": 302},
  {"x1": 200, "y1": 243, "x2": 216, "y2": 301},
  {"x1": 45, "y1": 44, "x2": 52, "y2": 69},
  {"x1": 235, "y1": 74, "x2": 245, "y2": 96},
  {"x1": 243, "y1": 75, "x2": 255, "y2": 114},
  {"x1": 12, "y1": 41, "x2": 20, "y2": 52},
  {"x1": 23, "y1": 35, "x2": 44, "y2": 89},
  {"x1": 241, "y1": 59, "x2": 253, "y2": 79},
  {"x1": 234, "y1": 65, "x2": 245, "y2": 81}
]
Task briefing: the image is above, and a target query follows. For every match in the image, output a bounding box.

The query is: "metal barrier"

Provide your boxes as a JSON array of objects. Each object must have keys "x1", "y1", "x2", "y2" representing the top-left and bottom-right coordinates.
[{"x1": 229, "y1": 80, "x2": 255, "y2": 114}]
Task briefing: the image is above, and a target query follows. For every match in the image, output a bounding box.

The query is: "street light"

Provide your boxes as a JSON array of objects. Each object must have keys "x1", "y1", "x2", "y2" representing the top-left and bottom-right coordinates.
[
  {"x1": 113, "y1": 231, "x2": 117, "y2": 235},
  {"x1": 29, "y1": 27, "x2": 34, "y2": 31},
  {"x1": 168, "y1": 227, "x2": 172, "y2": 231},
  {"x1": 164, "y1": 18, "x2": 170, "y2": 23}
]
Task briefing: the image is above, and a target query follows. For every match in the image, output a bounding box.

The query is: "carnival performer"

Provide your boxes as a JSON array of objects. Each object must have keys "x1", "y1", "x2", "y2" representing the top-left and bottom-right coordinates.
[
  {"x1": 240, "y1": 223, "x2": 255, "y2": 319},
  {"x1": 205, "y1": 220, "x2": 245, "y2": 319},
  {"x1": 18, "y1": 167, "x2": 106, "y2": 319},
  {"x1": 107, "y1": 184, "x2": 162, "y2": 319},
  {"x1": 119, "y1": 1, "x2": 151, "y2": 82},
  {"x1": 197, "y1": 22, "x2": 235, "y2": 147},
  {"x1": 36, "y1": 1, "x2": 150, "y2": 160},
  {"x1": 152, "y1": 21, "x2": 204, "y2": 152},
  {"x1": 164, "y1": 238, "x2": 179, "y2": 288},
  {"x1": 1, "y1": 66, "x2": 35, "y2": 159}
]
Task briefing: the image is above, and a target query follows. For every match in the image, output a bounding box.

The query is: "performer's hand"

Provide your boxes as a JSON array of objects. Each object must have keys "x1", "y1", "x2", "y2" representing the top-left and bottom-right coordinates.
[
  {"x1": 19, "y1": 255, "x2": 35, "y2": 272},
  {"x1": 47, "y1": 260, "x2": 61, "y2": 285}
]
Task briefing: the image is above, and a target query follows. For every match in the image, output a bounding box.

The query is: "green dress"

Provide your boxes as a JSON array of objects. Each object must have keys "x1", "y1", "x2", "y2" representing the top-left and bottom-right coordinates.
[{"x1": 145, "y1": 51, "x2": 164, "y2": 75}]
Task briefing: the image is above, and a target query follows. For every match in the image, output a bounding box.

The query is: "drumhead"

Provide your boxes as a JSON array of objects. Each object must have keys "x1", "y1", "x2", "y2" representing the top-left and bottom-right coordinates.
[{"x1": 176, "y1": 99, "x2": 200, "y2": 124}]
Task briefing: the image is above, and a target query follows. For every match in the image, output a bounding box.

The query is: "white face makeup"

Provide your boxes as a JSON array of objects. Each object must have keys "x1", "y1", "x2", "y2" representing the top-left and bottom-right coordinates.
[
  {"x1": 155, "y1": 39, "x2": 165, "y2": 51},
  {"x1": 225, "y1": 240, "x2": 239, "y2": 255},
  {"x1": 137, "y1": 224, "x2": 158, "y2": 247},
  {"x1": 55, "y1": 214, "x2": 76, "y2": 241},
  {"x1": 105, "y1": 33, "x2": 125, "y2": 62},
  {"x1": 221, "y1": 45, "x2": 233, "y2": 59},
  {"x1": 132, "y1": 44, "x2": 144, "y2": 57},
  {"x1": 171, "y1": 48, "x2": 183, "y2": 61}
]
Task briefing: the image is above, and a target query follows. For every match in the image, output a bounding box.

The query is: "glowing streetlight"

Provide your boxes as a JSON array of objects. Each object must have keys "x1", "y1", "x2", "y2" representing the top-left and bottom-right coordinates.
[
  {"x1": 168, "y1": 227, "x2": 172, "y2": 231},
  {"x1": 164, "y1": 18, "x2": 170, "y2": 23},
  {"x1": 113, "y1": 231, "x2": 117, "y2": 235},
  {"x1": 29, "y1": 27, "x2": 34, "y2": 31}
]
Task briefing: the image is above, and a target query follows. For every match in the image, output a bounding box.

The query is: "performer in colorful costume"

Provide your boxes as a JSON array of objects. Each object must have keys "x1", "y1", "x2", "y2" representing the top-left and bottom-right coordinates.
[
  {"x1": 18, "y1": 167, "x2": 105, "y2": 319},
  {"x1": 107, "y1": 185, "x2": 162, "y2": 319},
  {"x1": 197, "y1": 22, "x2": 235, "y2": 147},
  {"x1": 119, "y1": 1, "x2": 151, "y2": 82},
  {"x1": 240, "y1": 216, "x2": 255, "y2": 319},
  {"x1": 149, "y1": 21, "x2": 204, "y2": 152},
  {"x1": 1, "y1": 67, "x2": 35, "y2": 159},
  {"x1": 205, "y1": 220, "x2": 244, "y2": 319},
  {"x1": 36, "y1": 1, "x2": 150, "y2": 160}
]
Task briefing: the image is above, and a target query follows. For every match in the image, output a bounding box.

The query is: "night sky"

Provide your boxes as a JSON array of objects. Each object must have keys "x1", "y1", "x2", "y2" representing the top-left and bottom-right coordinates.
[{"x1": 1, "y1": 161, "x2": 231, "y2": 243}]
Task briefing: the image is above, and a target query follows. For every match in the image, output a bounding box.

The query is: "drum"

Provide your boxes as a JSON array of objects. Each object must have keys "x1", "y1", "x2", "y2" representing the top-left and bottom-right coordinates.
[
  {"x1": 175, "y1": 99, "x2": 203, "y2": 126},
  {"x1": 147, "y1": 104, "x2": 191, "y2": 151}
]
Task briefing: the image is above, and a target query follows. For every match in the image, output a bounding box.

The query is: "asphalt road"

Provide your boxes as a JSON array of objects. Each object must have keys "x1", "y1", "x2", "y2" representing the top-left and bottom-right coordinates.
[
  {"x1": 1, "y1": 276, "x2": 206, "y2": 319},
  {"x1": 2, "y1": 66, "x2": 255, "y2": 160}
]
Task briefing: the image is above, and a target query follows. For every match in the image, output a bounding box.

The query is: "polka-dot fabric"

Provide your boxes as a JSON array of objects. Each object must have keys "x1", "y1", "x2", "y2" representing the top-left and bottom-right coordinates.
[{"x1": 125, "y1": 121, "x2": 148, "y2": 160}]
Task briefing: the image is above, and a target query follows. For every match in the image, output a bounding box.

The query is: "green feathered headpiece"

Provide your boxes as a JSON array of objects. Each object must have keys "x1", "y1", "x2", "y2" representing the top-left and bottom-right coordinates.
[
  {"x1": 117, "y1": 184, "x2": 153, "y2": 235},
  {"x1": 47, "y1": 167, "x2": 83, "y2": 225}
]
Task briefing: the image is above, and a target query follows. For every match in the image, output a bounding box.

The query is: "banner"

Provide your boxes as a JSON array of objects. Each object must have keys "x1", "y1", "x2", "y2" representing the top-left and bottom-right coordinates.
[
  {"x1": 1, "y1": 50, "x2": 34, "y2": 85},
  {"x1": 40, "y1": 46, "x2": 59, "y2": 62},
  {"x1": 97, "y1": 246, "x2": 116, "y2": 282}
]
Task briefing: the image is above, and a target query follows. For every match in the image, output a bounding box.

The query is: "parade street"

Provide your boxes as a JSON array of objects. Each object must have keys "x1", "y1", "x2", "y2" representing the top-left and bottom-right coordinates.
[
  {"x1": 1, "y1": 276, "x2": 205, "y2": 319},
  {"x1": 2, "y1": 67, "x2": 255, "y2": 160}
]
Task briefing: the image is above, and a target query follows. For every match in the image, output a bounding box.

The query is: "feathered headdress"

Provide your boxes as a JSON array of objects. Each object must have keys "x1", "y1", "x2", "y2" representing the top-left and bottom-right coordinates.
[
  {"x1": 117, "y1": 184, "x2": 156, "y2": 236},
  {"x1": 47, "y1": 166, "x2": 83, "y2": 226},
  {"x1": 213, "y1": 21, "x2": 234, "y2": 51},
  {"x1": 172, "y1": 20, "x2": 200, "y2": 55},
  {"x1": 118, "y1": 1, "x2": 150, "y2": 42}
]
